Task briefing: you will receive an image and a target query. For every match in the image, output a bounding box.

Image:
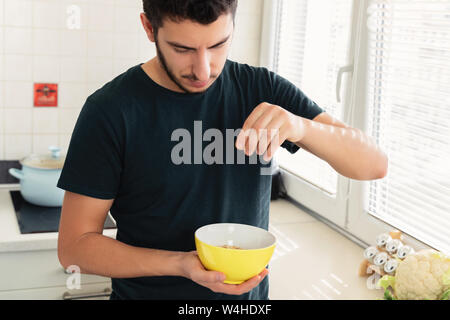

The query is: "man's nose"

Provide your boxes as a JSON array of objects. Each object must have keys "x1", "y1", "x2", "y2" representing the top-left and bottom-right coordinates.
[{"x1": 193, "y1": 49, "x2": 211, "y2": 82}]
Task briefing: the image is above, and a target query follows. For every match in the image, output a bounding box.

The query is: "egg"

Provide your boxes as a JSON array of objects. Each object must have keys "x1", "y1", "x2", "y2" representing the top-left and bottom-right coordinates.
[
  {"x1": 376, "y1": 233, "x2": 392, "y2": 248},
  {"x1": 386, "y1": 239, "x2": 402, "y2": 254},
  {"x1": 374, "y1": 252, "x2": 389, "y2": 266},
  {"x1": 364, "y1": 246, "x2": 379, "y2": 263}
]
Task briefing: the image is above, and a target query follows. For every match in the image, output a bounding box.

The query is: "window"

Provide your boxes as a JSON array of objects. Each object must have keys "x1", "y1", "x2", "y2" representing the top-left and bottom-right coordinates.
[
  {"x1": 261, "y1": 0, "x2": 354, "y2": 227},
  {"x1": 365, "y1": 0, "x2": 450, "y2": 253},
  {"x1": 263, "y1": 0, "x2": 450, "y2": 253},
  {"x1": 271, "y1": 0, "x2": 354, "y2": 195}
]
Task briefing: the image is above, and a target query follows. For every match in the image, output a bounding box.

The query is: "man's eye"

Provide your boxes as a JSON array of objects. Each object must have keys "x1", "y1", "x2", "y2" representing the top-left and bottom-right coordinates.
[{"x1": 174, "y1": 48, "x2": 189, "y2": 53}]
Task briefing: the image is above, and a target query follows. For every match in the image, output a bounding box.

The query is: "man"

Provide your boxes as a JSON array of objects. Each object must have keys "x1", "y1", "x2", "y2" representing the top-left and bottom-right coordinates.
[{"x1": 57, "y1": 0, "x2": 388, "y2": 300}]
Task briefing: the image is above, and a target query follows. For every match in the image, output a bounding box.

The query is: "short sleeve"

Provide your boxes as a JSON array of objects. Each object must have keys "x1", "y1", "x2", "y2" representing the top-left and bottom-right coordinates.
[
  {"x1": 268, "y1": 71, "x2": 326, "y2": 154},
  {"x1": 57, "y1": 98, "x2": 124, "y2": 200}
]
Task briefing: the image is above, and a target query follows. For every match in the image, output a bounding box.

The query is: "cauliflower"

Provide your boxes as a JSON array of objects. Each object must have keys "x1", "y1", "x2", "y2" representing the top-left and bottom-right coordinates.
[{"x1": 379, "y1": 249, "x2": 450, "y2": 300}]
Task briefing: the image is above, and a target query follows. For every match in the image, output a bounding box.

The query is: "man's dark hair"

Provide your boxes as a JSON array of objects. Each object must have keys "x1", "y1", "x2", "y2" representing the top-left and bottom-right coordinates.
[{"x1": 143, "y1": 0, "x2": 238, "y2": 35}]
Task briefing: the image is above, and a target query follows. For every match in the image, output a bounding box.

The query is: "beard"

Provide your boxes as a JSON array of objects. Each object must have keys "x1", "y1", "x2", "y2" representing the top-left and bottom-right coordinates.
[{"x1": 154, "y1": 38, "x2": 218, "y2": 94}]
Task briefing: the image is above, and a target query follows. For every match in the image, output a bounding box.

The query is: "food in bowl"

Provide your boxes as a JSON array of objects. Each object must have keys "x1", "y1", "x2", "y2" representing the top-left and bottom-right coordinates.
[
  {"x1": 221, "y1": 245, "x2": 243, "y2": 249},
  {"x1": 195, "y1": 223, "x2": 276, "y2": 284}
]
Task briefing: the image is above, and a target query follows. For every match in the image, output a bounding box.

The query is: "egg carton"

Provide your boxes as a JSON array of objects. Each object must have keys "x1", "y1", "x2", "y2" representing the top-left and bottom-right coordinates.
[{"x1": 358, "y1": 230, "x2": 415, "y2": 277}]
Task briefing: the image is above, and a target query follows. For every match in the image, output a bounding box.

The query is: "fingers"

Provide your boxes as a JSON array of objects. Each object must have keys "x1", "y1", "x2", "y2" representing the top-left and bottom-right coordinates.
[
  {"x1": 192, "y1": 269, "x2": 227, "y2": 285},
  {"x1": 236, "y1": 103, "x2": 275, "y2": 150},
  {"x1": 265, "y1": 129, "x2": 289, "y2": 161},
  {"x1": 200, "y1": 272, "x2": 227, "y2": 284},
  {"x1": 239, "y1": 124, "x2": 285, "y2": 161},
  {"x1": 208, "y1": 269, "x2": 269, "y2": 296},
  {"x1": 187, "y1": 252, "x2": 269, "y2": 296},
  {"x1": 241, "y1": 109, "x2": 265, "y2": 133},
  {"x1": 185, "y1": 251, "x2": 226, "y2": 284},
  {"x1": 255, "y1": 118, "x2": 283, "y2": 156},
  {"x1": 247, "y1": 128, "x2": 259, "y2": 156},
  {"x1": 236, "y1": 105, "x2": 290, "y2": 160},
  {"x1": 259, "y1": 268, "x2": 269, "y2": 278}
]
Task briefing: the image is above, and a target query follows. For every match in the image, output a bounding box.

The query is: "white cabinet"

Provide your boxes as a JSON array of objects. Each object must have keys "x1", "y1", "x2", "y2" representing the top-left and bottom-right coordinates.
[
  {"x1": 0, "y1": 283, "x2": 112, "y2": 300},
  {"x1": 0, "y1": 249, "x2": 112, "y2": 300}
]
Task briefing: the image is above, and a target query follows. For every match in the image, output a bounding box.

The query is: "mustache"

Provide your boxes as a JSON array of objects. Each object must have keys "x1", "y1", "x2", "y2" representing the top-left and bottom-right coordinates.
[{"x1": 181, "y1": 74, "x2": 218, "y2": 81}]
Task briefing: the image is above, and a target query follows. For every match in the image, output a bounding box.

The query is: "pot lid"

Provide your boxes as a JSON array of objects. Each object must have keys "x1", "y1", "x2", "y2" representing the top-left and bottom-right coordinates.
[{"x1": 20, "y1": 146, "x2": 66, "y2": 169}]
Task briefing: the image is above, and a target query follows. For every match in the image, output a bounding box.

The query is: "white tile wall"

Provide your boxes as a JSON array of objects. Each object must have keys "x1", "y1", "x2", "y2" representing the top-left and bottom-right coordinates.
[
  {"x1": 0, "y1": 134, "x2": 3, "y2": 159},
  {"x1": 0, "y1": 107, "x2": 3, "y2": 159},
  {"x1": 61, "y1": 29, "x2": 87, "y2": 56},
  {"x1": 33, "y1": 56, "x2": 61, "y2": 83},
  {"x1": 0, "y1": 0, "x2": 4, "y2": 26},
  {"x1": 4, "y1": 82, "x2": 33, "y2": 108},
  {"x1": 88, "y1": 31, "x2": 114, "y2": 57},
  {"x1": 113, "y1": 58, "x2": 139, "y2": 78},
  {"x1": 58, "y1": 83, "x2": 87, "y2": 109},
  {"x1": 32, "y1": 134, "x2": 59, "y2": 154},
  {"x1": 0, "y1": 28, "x2": 4, "y2": 82},
  {"x1": 87, "y1": 57, "x2": 113, "y2": 83},
  {"x1": 62, "y1": 1, "x2": 88, "y2": 30},
  {"x1": 58, "y1": 108, "x2": 80, "y2": 135},
  {"x1": 60, "y1": 56, "x2": 86, "y2": 83},
  {"x1": 4, "y1": 135, "x2": 32, "y2": 159},
  {"x1": 33, "y1": 108, "x2": 59, "y2": 134},
  {"x1": 0, "y1": 80, "x2": 3, "y2": 108},
  {"x1": 33, "y1": 0, "x2": 64, "y2": 29},
  {"x1": 138, "y1": 31, "x2": 156, "y2": 61},
  {"x1": 231, "y1": 1, "x2": 263, "y2": 66},
  {"x1": 114, "y1": 33, "x2": 140, "y2": 58},
  {"x1": 58, "y1": 133, "x2": 72, "y2": 155},
  {"x1": 114, "y1": 5, "x2": 142, "y2": 33},
  {"x1": 33, "y1": 29, "x2": 61, "y2": 55},
  {"x1": 4, "y1": 27, "x2": 33, "y2": 55},
  {"x1": 4, "y1": 0, "x2": 33, "y2": 27},
  {"x1": 88, "y1": 4, "x2": 114, "y2": 32},
  {"x1": 4, "y1": 109, "x2": 33, "y2": 134},
  {"x1": 0, "y1": 0, "x2": 263, "y2": 160},
  {"x1": 4, "y1": 55, "x2": 33, "y2": 81}
]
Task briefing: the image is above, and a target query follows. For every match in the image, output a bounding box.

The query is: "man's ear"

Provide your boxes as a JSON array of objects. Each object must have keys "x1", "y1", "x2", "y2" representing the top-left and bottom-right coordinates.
[{"x1": 140, "y1": 13, "x2": 156, "y2": 42}]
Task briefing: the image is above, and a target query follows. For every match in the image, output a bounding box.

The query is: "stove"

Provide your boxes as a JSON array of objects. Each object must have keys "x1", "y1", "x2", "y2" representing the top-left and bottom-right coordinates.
[{"x1": 10, "y1": 191, "x2": 116, "y2": 234}]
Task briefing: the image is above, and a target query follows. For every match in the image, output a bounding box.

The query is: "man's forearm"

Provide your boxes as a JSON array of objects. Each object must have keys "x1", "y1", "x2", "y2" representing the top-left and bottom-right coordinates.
[
  {"x1": 59, "y1": 233, "x2": 186, "y2": 279},
  {"x1": 296, "y1": 117, "x2": 388, "y2": 180}
]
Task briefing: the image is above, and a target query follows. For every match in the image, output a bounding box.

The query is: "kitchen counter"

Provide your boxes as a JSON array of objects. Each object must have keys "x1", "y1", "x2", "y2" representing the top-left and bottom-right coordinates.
[
  {"x1": 268, "y1": 199, "x2": 384, "y2": 300},
  {"x1": 1, "y1": 185, "x2": 382, "y2": 299},
  {"x1": 0, "y1": 188, "x2": 117, "y2": 253}
]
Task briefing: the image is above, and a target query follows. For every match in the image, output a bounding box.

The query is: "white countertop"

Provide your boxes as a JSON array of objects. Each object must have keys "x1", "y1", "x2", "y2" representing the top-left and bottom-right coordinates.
[
  {"x1": 0, "y1": 188, "x2": 116, "y2": 253},
  {"x1": 0, "y1": 184, "x2": 383, "y2": 299},
  {"x1": 268, "y1": 199, "x2": 383, "y2": 300}
]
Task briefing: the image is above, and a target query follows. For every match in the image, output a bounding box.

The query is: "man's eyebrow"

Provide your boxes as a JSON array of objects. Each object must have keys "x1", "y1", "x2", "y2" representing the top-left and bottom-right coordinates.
[{"x1": 166, "y1": 35, "x2": 231, "y2": 50}]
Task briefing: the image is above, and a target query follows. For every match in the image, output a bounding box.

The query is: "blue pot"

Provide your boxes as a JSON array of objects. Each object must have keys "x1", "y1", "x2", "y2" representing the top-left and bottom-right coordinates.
[{"x1": 9, "y1": 146, "x2": 65, "y2": 207}]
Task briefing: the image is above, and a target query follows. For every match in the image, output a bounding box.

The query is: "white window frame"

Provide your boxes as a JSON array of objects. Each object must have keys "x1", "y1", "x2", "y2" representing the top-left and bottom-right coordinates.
[
  {"x1": 260, "y1": 0, "x2": 354, "y2": 229},
  {"x1": 260, "y1": 0, "x2": 435, "y2": 252}
]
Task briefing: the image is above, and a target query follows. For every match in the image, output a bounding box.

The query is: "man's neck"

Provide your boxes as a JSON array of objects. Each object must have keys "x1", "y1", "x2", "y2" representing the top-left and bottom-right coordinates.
[{"x1": 141, "y1": 58, "x2": 185, "y2": 93}]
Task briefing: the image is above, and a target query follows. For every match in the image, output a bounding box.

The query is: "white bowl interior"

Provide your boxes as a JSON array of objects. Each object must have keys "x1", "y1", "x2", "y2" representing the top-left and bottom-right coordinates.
[{"x1": 195, "y1": 223, "x2": 276, "y2": 249}]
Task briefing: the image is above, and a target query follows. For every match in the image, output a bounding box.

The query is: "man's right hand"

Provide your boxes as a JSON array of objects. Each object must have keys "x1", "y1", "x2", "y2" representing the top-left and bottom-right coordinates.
[{"x1": 180, "y1": 251, "x2": 269, "y2": 296}]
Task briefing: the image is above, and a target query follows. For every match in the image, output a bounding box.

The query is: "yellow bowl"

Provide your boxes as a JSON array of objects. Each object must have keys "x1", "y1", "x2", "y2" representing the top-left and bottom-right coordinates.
[{"x1": 194, "y1": 223, "x2": 276, "y2": 284}]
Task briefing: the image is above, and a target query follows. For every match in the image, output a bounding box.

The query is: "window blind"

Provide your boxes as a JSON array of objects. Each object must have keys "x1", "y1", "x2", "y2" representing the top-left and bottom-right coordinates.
[
  {"x1": 273, "y1": 0, "x2": 354, "y2": 195},
  {"x1": 366, "y1": 0, "x2": 450, "y2": 254}
]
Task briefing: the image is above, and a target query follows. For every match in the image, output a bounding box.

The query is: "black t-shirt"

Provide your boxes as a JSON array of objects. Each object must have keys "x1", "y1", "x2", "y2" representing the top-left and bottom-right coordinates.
[{"x1": 57, "y1": 59, "x2": 324, "y2": 300}]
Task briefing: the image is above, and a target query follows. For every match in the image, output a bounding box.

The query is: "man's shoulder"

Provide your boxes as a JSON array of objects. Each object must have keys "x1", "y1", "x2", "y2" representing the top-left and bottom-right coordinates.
[
  {"x1": 86, "y1": 64, "x2": 142, "y2": 110},
  {"x1": 224, "y1": 59, "x2": 274, "y2": 97},
  {"x1": 225, "y1": 59, "x2": 272, "y2": 80}
]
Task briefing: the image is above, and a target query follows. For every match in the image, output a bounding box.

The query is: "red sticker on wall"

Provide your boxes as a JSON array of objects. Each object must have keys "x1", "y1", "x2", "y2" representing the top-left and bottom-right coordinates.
[{"x1": 34, "y1": 83, "x2": 58, "y2": 107}]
